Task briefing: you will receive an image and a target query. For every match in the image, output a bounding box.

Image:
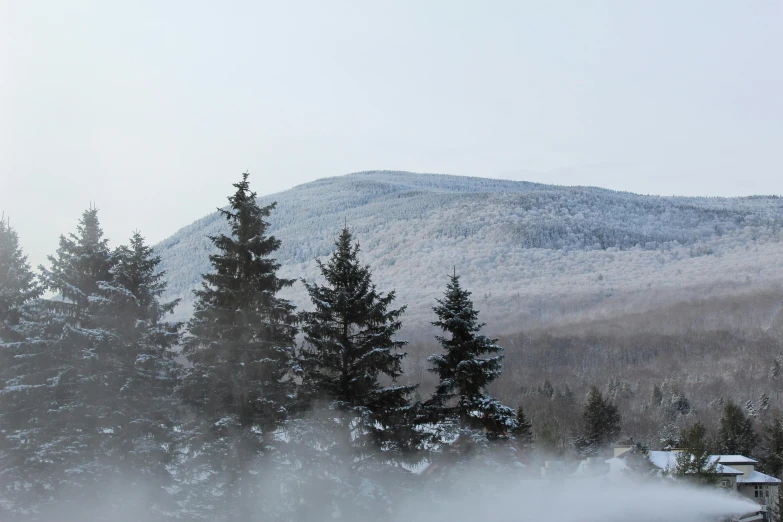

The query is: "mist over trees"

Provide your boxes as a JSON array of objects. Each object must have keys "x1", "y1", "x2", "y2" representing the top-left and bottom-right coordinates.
[
  {"x1": 675, "y1": 422, "x2": 720, "y2": 484},
  {"x1": 297, "y1": 226, "x2": 421, "y2": 518},
  {"x1": 2, "y1": 173, "x2": 783, "y2": 521},
  {"x1": 178, "y1": 174, "x2": 298, "y2": 519},
  {"x1": 0, "y1": 210, "x2": 184, "y2": 517}
]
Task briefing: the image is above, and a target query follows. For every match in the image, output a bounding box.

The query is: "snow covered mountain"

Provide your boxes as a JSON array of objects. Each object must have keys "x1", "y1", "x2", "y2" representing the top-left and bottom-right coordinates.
[{"x1": 155, "y1": 171, "x2": 783, "y2": 333}]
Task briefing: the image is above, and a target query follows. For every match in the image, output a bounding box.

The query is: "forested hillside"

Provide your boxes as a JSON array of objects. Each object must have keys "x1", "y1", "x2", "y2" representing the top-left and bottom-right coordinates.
[
  {"x1": 156, "y1": 171, "x2": 783, "y2": 331},
  {"x1": 4, "y1": 172, "x2": 783, "y2": 521}
]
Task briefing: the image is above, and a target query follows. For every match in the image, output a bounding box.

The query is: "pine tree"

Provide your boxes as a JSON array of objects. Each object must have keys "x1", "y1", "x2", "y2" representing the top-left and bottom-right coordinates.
[
  {"x1": 536, "y1": 424, "x2": 560, "y2": 455},
  {"x1": 621, "y1": 442, "x2": 659, "y2": 480},
  {"x1": 0, "y1": 216, "x2": 41, "y2": 410},
  {"x1": 0, "y1": 218, "x2": 42, "y2": 513},
  {"x1": 576, "y1": 386, "x2": 621, "y2": 456},
  {"x1": 40, "y1": 207, "x2": 114, "y2": 320},
  {"x1": 512, "y1": 406, "x2": 534, "y2": 448},
  {"x1": 675, "y1": 421, "x2": 720, "y2": 485},
  {"x1": 88, "y1": 231, "x2": 182, "y2": 503},
  {"x1": 651, "y1": 384, "x2": 664, "y2": 407},
  {"x1": 760, "y1": 418, "x2": 783, "y2": 478},
  {"x1": 0, "y1": 207, "x2": 115, "y2": 513},
  {"x1": 718, "y1": 399, "x2": 760, "y2": 457},
  {"x1": 299, "y1": 226, "x2": 418, "y2": 458},
  {"x1": 180, "y1": 173, "x2": 298, "y2": 518},
  {"x1": 0, "y1": 217, "x2": 41, "y2": 339},
  {"x1": 297, "y1": 226, "x2": 418, "y2": 519},
  {"x1": 759, "y1": 418, "x2": 783, "y2": 522},
  {"x1": 427, "y1": 272, "x2": 517, "y2": 444}
]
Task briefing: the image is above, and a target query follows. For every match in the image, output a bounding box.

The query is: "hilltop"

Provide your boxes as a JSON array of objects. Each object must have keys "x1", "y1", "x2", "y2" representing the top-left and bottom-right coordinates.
[{"x1": 156, "y1": 171, "x2": 783, "y2": 333}]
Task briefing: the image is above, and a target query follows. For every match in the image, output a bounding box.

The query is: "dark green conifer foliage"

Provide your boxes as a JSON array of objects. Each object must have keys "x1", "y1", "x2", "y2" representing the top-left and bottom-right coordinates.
[
  {"x1": 0, "y1": 217, "x2": 42, "y2": 424},
  {"x1": 0, "y1": 208, "x2": 115, "y2": 513},
  {"x1": 760, "y1": 418, "x2": 783, "y2": 478},
  {"x1": 718, "y1": 399, "x2": 760, "y2": 457},
  {"x1": 40, "y1": 207, "x2": 114, "y2": 322},
  {"x1": 0, "y1": 217, "x2": 41, "y2": 338},
  {"x1": 0, "y1": 217, "x2": 42, "y2": 511},
  {"x1": 294, "y1": 227, "x2": 420, "y2": 520},
  {"x1": 299, "y1": 227, "x2": 417, "y2": 458},
  {"x1": 577, "y1": 386, "x2": 621, "y2": 456},
  {"x1": 512, "y1": 406, "x2": 534, "y2": 448},
  {"x1": 180, "y1": 173, "x2": 298, "y2": 516},
  {"x1": 759, "y1": 417, "x2": 783, "y2": 522},
  {"x1": 428, "y1": 273, "x2": 517, "y2": 440},
  {"x1": 675, "y1": 421, "x2": 720, "y2": 484},
  {"x1": 89, "y1": 231, "x2": 182, "y2": 490}
]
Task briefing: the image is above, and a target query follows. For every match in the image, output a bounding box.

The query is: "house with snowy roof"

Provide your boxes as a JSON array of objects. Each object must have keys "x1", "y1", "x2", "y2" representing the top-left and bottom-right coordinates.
[{"x1": 630, "y1": 448, "x2": 780, "y2": 514}]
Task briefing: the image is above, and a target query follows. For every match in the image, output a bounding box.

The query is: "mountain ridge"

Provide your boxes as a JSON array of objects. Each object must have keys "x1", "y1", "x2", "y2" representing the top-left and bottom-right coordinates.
[{"x1": 155, "y1": 171, "x2": 783, "y2": 332}]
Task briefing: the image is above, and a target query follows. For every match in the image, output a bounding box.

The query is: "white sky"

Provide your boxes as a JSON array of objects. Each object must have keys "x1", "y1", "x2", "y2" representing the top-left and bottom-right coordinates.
[{"x1": 1, "y1": 1, "x2": 782, "y2": 268}]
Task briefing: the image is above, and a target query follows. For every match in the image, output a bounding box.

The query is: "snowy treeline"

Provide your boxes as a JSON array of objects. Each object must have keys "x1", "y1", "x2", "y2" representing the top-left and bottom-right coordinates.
[
  {"x1": 0, "y1": 177, "x2": 522, "y2": 521},
  {"x1": 3, "y1": 172, "x2": 783, "y2": 521},
  {"x1": 156, "y1": 171, "x2": 783, "y2": 331}
]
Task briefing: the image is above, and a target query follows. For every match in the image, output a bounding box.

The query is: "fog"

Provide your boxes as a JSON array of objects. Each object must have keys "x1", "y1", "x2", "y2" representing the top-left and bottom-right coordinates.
[
  {"x1": 29, "y1": 463, "x2": 758, "y2": 522},
  {"x1": 7, "y1": 406, "x2": 760, "y2": 521},
  {"x1": 400, "y1": 480, "x2": 758, "y2": 522}
]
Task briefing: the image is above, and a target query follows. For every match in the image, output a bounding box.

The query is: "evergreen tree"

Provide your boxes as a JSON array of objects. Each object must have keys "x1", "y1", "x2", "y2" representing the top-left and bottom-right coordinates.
[
  {"x1": 299, "y1": 226, "x2": 418, "y2": 458},
  {"x1": 718, "y1": 399, "x2": 759, "y2": 457},
  {"x1": 759, "y1": 418, "x2": 783, "y2": 522},
  {"x1": 0, "y1": 207, "x2": 115, "y2": 514},
  {"x1": 651, "y1": 384, "x2": 664, "y2": 407},
  {"x1": 427, "y1": 272, "x2": 517, "y2": 444},
  {"x1": 0, "y1": 217, "x2": 42, "y2": 422},
  {"x1": 760, "y1": 418, "x2": 783, "y2": 477},
  {"x1": 40, "y1": 207, "x2": 114, "y2": 320},
  {"x1": 536, "y1": 424, "x2": 561, "y2": 455},
  {"x1": 0, "y1": 217, "x2": 41, "y2": 339},
  {"x1": 88, "y1": 231, "x2": 182, "y2": 503},
  {"x1": 622, "y1": 443, "x2": 660, "y2": 480},
  {"x1": 576, "y1": 386, "x2": 621, "y2": 456},
  {"x1": 675, "y1": 421, "x2": 720, "y2": 485},
  {"x1": 512, "y1": 405, "x2": 534, "y2": 448},
  {"x1": 180, "y1": 173, "x2": 298, "y2": 518},
  {"x1": 0, "y1": 218, "x2": 42, "y2": 514},
  {"x1": 297, "y1": 226, "x2": 418, "y2": 519}
]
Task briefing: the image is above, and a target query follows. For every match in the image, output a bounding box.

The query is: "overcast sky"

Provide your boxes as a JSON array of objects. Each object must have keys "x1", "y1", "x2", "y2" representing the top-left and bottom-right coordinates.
[{"x1": 1, "y1": 1, "x2": 782, "y2": 268}]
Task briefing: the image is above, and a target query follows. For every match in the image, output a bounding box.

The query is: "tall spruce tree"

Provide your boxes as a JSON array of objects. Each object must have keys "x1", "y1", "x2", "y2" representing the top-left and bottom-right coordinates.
[
  {"x1": 88, "y1": 231, "x2": 182, "y2": 502},
  {"x1": 0, "y1": 217, "x2": 41, "y2": 339},
  {"x1": 718, "y1": 399, "x2": 760, "y2": 457},
  {"x1": 297, "y1": 226, "x2": 418, "y2": 520},
  {"x1": 759, "y1": 418, "x2": 783, "y2": 522},
  {"x1": 299, "y1": 226, "x2": 418, "y2": 458},
  {"x1": 0, "y1": 207, "x2": 115, "y2": 514},
  {"x1": 0, "y1": 216, "x2": 42, "y2": 415},
  {"x1": 576, "y1": 386, "x2": 622, "y2": 456},
  {"x1": 0, "y1": 218, "x2": 42, "y2": 513},
  {"x1": 40, "y1": 207, "x2": 114, "y2": 321},
  {"x1": 760, "y1": 418, "x2": 783, "y2": 478},
  {"x1": 512, "y1": 405, "x2": 534, "y2": 449},
  {"x1": 427, "y1": 272, "x2": 517, "y2": 444},
  {"x1": 180, "y1": 173, "x2": 298, "y2": 518}
]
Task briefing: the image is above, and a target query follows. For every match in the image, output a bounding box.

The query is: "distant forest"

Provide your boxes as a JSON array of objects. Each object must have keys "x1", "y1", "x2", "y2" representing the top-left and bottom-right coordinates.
[
  {"x1": 2, "y1": 173, "x2": 783, "y2": 521},
  {"x1": 155, "y1": 171, "x2": 783, "y2": 331}
]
